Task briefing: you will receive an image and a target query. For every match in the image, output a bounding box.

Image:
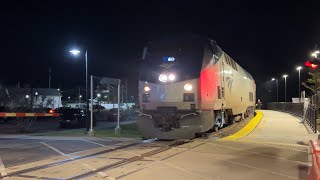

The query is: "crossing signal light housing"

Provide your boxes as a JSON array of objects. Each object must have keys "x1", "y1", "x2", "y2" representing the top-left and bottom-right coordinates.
[
  {"x1": 305, "y1": 61, "x2": 318, "y2": 69},
  {"x1": 305, "y1": 58, "x2": 320, "y2": 69}
]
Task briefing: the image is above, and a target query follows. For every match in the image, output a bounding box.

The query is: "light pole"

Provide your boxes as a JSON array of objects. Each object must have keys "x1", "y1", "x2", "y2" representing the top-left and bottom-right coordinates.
[
  {"x1": 271, "y1": 78, "x2": 279, "y2": 102},
  {"x1": 70, "y1": 49, "x2": 89, "y2": 131},
  {"x1": 311, "y1": 50, "x2": 319, "y2": 107},
  {"x1": 296, "y1": 66, "x2": 302, "y2": 102},
  {"x1": 283, "y1": 74, "x2": 288, "y2": 102}
]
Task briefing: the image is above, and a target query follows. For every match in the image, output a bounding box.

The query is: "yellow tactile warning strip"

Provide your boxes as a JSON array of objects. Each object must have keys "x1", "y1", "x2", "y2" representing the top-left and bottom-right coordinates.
[{"x1": 220, "y1": 111, "x2": 264, "y2": 141}]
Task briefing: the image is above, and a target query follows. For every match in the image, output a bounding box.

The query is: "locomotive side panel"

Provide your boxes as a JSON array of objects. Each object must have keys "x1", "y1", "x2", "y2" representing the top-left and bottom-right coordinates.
[
  {"x1": 222, "y1": 53, "x2": 255, "y2": 115},
  {"x1": 199, "y1": 47, "x2": 223, "y2": 110}
]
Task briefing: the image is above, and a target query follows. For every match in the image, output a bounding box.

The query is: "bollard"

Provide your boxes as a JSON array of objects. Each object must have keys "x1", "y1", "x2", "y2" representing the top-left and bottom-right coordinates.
[{"x1": 309, "y1": 140, "x2": 320, "y2": 180}]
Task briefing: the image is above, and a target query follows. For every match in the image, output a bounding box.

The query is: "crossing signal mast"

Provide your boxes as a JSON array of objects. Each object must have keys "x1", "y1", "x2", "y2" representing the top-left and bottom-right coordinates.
[
  {"x1": 305, "y1": 50, "x2": 320, "y2": 69},
  {"x1": 305, "y1": 50, "x2": 320, "y2": 107}
]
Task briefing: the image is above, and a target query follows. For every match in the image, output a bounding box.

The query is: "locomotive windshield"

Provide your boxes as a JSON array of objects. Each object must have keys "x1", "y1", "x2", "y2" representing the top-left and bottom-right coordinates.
[{"x1": 139, "y1": 36, "x2": 206, "y2": 83}]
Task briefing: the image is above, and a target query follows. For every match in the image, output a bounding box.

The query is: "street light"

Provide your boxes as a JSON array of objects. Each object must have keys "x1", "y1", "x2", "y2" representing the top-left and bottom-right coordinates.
[
  {"x1": 296, "y1": 66, "x2": 302, "y2": 102},
  {"x1": 70, "y1": 49, "x2": 89, "y2": 131},
  {"x1": 97, "y1": 93, "x2": 101, "y2": 98},
  {"x1": 69, "y1": 49, "x2": 80, "y2": 55},
  {"x1": 271, "y1": 78, "x2": 279, "y2": 102},
  {"x1": 312, "y1": 50, "x2": 320, "y2": 58},
  {"x1": 283, "y1": 74, "x2": 288, "y2": 102}
]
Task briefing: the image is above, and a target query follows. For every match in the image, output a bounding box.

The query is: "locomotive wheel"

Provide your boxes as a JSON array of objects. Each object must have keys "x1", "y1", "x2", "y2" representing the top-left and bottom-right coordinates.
[
  {"x1": 214, "y1": 113, "x2": 223, "y2": 131},
  {"x1": 214, "y1": 125, "x2": 219, "y2": 132}
]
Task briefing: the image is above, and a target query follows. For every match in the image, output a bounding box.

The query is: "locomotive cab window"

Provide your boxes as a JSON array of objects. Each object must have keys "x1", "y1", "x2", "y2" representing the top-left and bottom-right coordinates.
[
  {"x1": 183, "y1": 93, "x2": 195, "y2": 102},
  {"x1": 249, "y1": 92, "x2": 253, "y2": 102}
]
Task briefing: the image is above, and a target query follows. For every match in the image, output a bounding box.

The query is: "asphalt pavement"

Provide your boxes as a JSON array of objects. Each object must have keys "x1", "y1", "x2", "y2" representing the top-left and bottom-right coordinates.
[
  {"x1": 0, "y1": 136, "x2": 122, "y2": 168},
  {"x1": 0, "y1": 110, "x2": 318, "y2": 180}
]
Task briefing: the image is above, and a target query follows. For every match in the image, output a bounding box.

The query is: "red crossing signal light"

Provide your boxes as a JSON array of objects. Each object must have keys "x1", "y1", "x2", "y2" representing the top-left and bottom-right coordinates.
[{"x1": 305, "y1": 60, "x2": 318, "y2": 69}]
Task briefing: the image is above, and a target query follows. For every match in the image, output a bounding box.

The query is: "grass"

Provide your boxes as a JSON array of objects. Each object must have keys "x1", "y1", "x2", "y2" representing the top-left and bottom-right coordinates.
[
  {"x1": 95, "y1": 123, "x2": 141, "y2": 138},
  {"x1": 32, "y1": 123, "x2": 142, "y2": 138}
]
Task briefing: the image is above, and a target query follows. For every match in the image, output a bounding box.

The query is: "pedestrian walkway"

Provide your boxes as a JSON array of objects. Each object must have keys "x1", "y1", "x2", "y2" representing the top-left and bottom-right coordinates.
[{"x1": 242, "y1": 110, "x2": 318, "y2": 145}]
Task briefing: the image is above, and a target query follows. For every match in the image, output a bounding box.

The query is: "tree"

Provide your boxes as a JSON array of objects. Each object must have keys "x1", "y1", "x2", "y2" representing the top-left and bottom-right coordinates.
[{"x1": 302, "y1": 71, "x2": 320, "y2": 97}]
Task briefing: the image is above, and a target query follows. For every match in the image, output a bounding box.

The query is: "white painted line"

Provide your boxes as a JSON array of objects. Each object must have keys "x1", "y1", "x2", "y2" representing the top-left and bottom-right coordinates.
[
  {"x1": 218, "y1": 155, "x2": 299, "y2": 179},
  {"x1": 234, "y1": 140, "x2": 308, "y2": 152},
  {"x1": 0, "y1": 156, "x2": 7, "y2": 177},
  {"x1": 80, "y1": 139, "x2": 108, "y2": 147},
  {"x1": 67, "y1": 149, "x2": 96, "y2": 155},
  {"x1": 40, "y1": 142, "x2": 67, "y2": 156},
  {"x1": 211, "y1": 143, "x2": 308, "y2": 165}
]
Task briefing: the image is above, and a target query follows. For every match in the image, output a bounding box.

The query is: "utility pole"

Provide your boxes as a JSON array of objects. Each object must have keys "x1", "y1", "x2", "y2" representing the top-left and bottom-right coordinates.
[
  {"x1": 79, "y1": 87, "x2": 81, "y2": 108},
  {"x1": 49, "y1": 67, "x2": 51, "y2": 88},
  {"x1": 125, "y1": 78, "x2": 128, "y2": 109}
]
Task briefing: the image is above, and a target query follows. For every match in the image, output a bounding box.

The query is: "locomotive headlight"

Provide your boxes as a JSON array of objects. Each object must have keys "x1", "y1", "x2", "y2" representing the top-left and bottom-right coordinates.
[
  {"x1": 168, "y1": 74, "x2": 176, "y2": 81},
  {"x1": 159, "y1": 74, "x2": 168, "y2": 82},
  {"x1": 184, "y1": 83, "x2": 193, "y2": 91},
  {"x1": 144, "y1": 86, "x2": 151, "y2": 92}
]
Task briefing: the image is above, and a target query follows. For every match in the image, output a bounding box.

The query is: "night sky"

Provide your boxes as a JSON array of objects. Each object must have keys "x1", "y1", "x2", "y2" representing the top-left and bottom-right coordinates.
[{"x1": 1, "y1": 1, "x2": 320, "y2": 102}]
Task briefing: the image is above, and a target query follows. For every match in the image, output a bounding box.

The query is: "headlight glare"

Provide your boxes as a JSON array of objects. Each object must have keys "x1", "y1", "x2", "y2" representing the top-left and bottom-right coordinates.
[
  {"x1": 159, "y1": 74, "x2": 168, "y2": 82},
  {"x1": 184, "y1": 84, "x2": 193, "y2": 91},
  {"x1": 168, "y1": 74, "x2": 175, "y2": 81},
  {"x1": 144, "y1": 86, "x2": 151, "y2": 92}
]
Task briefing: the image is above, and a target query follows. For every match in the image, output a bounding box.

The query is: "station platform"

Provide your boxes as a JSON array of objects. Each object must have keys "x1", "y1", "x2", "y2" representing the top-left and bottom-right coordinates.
[{"x1": 242, "y1": 110, "x2": 318, "y2": 145}]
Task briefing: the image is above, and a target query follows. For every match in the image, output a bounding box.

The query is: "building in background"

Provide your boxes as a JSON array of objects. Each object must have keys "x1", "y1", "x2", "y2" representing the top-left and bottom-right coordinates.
[{"x1": 1, "y1": 88, "x2": 62, "y2": 109}]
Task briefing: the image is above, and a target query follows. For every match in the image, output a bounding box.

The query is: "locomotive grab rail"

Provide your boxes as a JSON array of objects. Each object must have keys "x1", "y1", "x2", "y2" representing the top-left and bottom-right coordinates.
[
  {"x1": 180, "y1": 113, "x2": 197, "y2": 119},
  {"x1": 135, "y1": 111, "x2": 152, "y2": 119}
]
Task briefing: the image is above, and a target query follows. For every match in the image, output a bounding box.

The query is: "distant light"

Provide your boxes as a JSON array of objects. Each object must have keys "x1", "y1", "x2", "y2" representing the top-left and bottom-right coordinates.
[
  {"x1": 104, "y1": 95, "x2": 107, "y2": 98},
  {"x1": 70, "y1": 49, "x2": 81, "y2": 56},
  {"x1": 159, "y1": 74, "x2": 168, "y2": 82},
  {"x1": 26, "y1": 95, "x2": 29, "y2": 98},
  {"x1": 283, "y1": 74, "x2": 288, "y2": 78},
  {"x1": 97, "y1": 93, "x2": 101, "y2": 97},
  {"x1": 168, "y1": 74, "x2": 176, "y2": 81},
  {"x1": 296, "y1": 66, "x2": 302, "y2": 71},
  {"x1": 35, "y1": 92, "x2": 38, "y2": 96},
  {"x1": 271, "y1": 78, "x2": 275, "y2": 81},
  {"x1": 184, "y1": 84, "x2": 193, "y2": 91},
  {"x1": 49, "y1": 109, "x2": 54, "y2": 113},
  {"x1": 79, "y1": 95, "x2": 82, "y2": 98},
  {"x1": 144, "y1": 86, "x2": 150, "y2": 92},
  {"x1": 57, "y1": 89, "x2": 60, "y2": 91},
  {"x1": 68, "y1": 96, "x2": 71, "y2": 99}
]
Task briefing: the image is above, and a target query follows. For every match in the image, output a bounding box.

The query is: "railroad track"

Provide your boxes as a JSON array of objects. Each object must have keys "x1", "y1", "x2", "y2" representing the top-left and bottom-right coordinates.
[
  {"x1": 67, "y1": 140, "x2": 190, "y2": 180},
  {"x1": 3, "y1": 141, "x2": 141, "y2": 178},
  {"x1": 4, "y1": 139, "x2": 193, "y2": 179}
]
